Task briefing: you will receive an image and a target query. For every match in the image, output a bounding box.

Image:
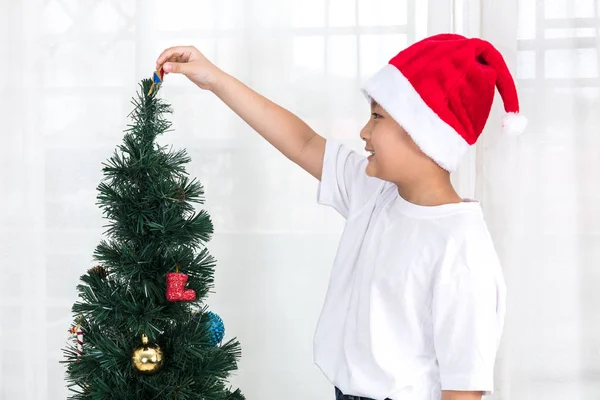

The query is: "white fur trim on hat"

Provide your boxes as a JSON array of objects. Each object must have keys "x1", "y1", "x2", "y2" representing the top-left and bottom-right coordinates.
[{"x1": 361, "y1": 64, "x2": 469, "y2": 172}]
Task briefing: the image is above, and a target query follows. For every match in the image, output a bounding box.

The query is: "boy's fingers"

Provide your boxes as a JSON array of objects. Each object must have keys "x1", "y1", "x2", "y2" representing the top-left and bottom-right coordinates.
[
  {"x1": 156, "y1": 46, "x2": 180, "y2": 65},
  {"x1": 156, "y1": 46, "x2": 190, "y2": 69},
  {"x1": 156, "y1": 55, "x2": 180, "y2": 74},
  {"x1": 163, "y1": 62, "x2": 189, "y2": 75}
]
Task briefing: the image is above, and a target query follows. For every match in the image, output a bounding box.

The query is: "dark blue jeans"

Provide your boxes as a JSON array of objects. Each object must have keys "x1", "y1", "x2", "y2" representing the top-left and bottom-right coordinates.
[{"x1": 335, "y1": 387, "x2": 391, "y2": 400}]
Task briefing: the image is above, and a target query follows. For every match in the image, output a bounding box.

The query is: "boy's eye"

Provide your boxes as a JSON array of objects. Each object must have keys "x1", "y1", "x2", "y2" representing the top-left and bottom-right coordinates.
[{"x1": 371, "y1": 112, "x2": 383, "y2": 120}]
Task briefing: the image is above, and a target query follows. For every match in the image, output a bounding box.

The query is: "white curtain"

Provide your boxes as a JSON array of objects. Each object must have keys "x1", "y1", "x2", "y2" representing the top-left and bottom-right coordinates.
[
  {"x1": 476, "y1": 0, "x2": 600, "y2": 399},
  {"x1": 0, "y1": 1, "x2": 598, "y2": 399}
]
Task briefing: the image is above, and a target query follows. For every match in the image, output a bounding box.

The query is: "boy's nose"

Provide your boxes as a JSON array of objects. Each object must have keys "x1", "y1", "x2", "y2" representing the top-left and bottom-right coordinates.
[{"x1": 360, "y1": 125, "x2": 371, "y2": 141}]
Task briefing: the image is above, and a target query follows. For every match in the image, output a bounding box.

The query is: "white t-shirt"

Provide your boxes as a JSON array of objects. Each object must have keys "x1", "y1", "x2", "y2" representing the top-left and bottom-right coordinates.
[{"x1": 313, "y1": 140, "x2": 506, "y2": 400}]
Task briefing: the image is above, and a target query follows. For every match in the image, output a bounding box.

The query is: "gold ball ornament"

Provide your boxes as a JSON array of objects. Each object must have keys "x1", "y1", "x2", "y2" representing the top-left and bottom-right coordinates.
[{"x1": 131, "y1": 334, "x2": 164, "y2": 375}]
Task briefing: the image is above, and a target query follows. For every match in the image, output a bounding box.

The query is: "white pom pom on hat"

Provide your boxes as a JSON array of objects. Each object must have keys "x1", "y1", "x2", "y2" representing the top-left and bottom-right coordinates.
[{"x1": 502, "y1": 112, "x2": 528, "y2": 136}]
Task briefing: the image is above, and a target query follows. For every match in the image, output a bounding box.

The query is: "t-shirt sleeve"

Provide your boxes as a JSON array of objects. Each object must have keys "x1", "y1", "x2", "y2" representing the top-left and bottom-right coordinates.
[
  {"x1": 317, "y1": 139, "x2": 382, "y2": 218},
  {"x1": 432, "y1": 268, "x2": 506, "y2": 394}
]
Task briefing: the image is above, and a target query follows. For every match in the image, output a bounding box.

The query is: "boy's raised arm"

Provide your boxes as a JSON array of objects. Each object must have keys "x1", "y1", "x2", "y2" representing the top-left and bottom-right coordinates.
[{"x1": 157, "y1": 45, "x2": 326, "y2": 180}]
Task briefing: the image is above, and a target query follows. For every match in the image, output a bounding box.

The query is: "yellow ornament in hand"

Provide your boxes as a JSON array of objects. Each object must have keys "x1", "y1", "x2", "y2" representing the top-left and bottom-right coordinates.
[{"x1": 131, "y1": 334, "x2": 164, "y2": 375}]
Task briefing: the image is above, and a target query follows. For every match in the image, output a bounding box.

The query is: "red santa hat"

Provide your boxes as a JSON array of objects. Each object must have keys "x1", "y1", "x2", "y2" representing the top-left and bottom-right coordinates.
[{"x1": 361, "y1": 33, "x2": 527, "y2": 172}]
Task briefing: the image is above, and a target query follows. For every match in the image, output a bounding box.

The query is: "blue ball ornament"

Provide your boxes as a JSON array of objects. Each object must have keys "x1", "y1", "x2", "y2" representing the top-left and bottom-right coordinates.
[
  {"x1": 207, "y1": 312, "x2": 225, "y2": 346},
  {"x1": 193, "y1": 311, "x2": 225, "y2": 346}
]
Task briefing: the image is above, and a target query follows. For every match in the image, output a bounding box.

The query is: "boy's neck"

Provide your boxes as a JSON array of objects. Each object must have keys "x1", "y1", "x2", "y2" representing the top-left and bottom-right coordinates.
[{"x1": 395, "y1": 176, "x2": 462, "y2": 207}]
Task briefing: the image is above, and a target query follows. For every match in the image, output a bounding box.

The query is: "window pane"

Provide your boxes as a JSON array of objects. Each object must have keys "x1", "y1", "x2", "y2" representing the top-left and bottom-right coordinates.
[
  {"x1": 544, "y1": 0, "x2": 595, "y2": 19},
  {"x1": 89, "y1": 1, "x2": 128, "y2": 33},
  {"x1": 156, "y1": 0, "x2": 243, "y2": 31},
  {"x1": 328, "y1": 35, "x2": 357, "y2": 78},
  {"x1": 358, "y1": 0, "x2": 408, "y2": 26},
  {"x1": 518, "y1": 0, "x2": 536, "y2": 40},
  {"x1": 359, "y1": 34, "x2": 407, "y2": 79},
  {"x1": 43, "y1": 0, "x2": 73, "y2": 34},
  {"x1": 44, "y1": 40, "x2": 135, "y2": 88},
  {"x1": 545, "y1": 28, "x2": 597, "y2": 39},
  {"x1": 329, "y1": 0, "x2": 356, "y2": 27},
  {"x1": 518, "y1": 50, "x2": 536, "y2": 79},
  {"x1": 414, "y1": 0, "x2": 429, "y2": 41},
  {"x1": 215, "y1": 37, "x2": 246, "y2": 76},
  {"x1": 156, "y1": 0, "x2": 217, "y2": 31},
  {"x1": 293, "y1": 0, "x2": 325, "y2": 27},
  {"x1": 217, "y1": 0, "x2": 246, "y2": 30},
  {"x1": 545, "y1": 48, "x2": 598, "y2": 79},
  {"x1": 293, "y1": 36, "x2": 325, "y2": 75},
  {"x1": 43, "y1": 95, "x2": 86, "y2": 138}
]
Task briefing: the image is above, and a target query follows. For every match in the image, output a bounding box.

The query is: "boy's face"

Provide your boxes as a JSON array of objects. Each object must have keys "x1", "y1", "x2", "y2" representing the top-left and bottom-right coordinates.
[{"x1": 360, "y1": 101, "x2": 432, "y2": 183}]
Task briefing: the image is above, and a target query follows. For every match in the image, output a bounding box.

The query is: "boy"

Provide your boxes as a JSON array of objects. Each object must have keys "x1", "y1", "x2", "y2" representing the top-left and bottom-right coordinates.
[{"x1": 156, "y1": 33, "x2": 525, "y2": 400}]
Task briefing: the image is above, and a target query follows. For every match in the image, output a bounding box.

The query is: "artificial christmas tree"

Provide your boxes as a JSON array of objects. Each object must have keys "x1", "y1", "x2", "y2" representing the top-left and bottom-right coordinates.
[{"x1": 63, "y1": 76, "x2": 244, "y2": 400}]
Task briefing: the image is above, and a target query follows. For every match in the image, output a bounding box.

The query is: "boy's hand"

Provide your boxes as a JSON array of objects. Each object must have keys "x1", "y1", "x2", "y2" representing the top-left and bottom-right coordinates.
[{"x1": 156, "y1": 46, "x2": 221, "y2": 91}]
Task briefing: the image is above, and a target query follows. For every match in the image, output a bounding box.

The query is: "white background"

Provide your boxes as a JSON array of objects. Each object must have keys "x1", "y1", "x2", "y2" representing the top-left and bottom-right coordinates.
[{"x1": 0, "y1": 0, "x2": 599, "y2": 399}]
